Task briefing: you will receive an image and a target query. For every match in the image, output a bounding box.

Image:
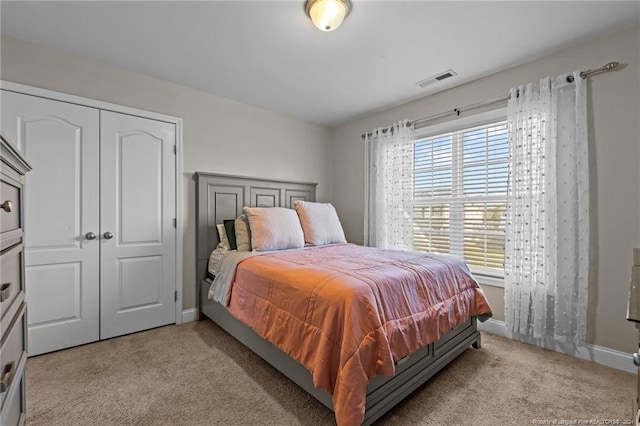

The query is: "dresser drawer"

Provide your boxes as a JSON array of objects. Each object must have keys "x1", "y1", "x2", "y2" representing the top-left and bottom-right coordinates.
[
  {"x1": 0, "y1": 179, "x2": 21, "y2": 235},
  {"x1": 0, "y1": 244, "x2": 24, "y2": 326},
  {"x1": 0, "y1": 358, "x2": 25, "y2": 426},
  {"x1": 0, "y1": 304, "x2": 26, "y2": 409}
]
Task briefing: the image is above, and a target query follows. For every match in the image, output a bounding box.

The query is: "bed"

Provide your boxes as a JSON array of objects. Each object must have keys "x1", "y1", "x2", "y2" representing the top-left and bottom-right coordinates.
[{"x1": 195, "y1": 172, "x2": 491, "y2": 425}]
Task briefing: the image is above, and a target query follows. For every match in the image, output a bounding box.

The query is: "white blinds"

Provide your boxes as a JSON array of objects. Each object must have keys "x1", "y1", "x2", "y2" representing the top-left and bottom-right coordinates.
[{"x1": 412, "y1": 120, "x2": 508, "y2": 276}]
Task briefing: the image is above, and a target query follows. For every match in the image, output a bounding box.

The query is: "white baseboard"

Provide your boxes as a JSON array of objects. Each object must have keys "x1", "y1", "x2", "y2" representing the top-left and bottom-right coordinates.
[
  {"x1": 181, "y1": 308, "x2": 199, "y2": 323},
  {"x1": 478, "y1": 319, "x2": 635, "y2": 374},
  {"x1": 477, "y1": 318, "x2": 511, "y2": 337},
  {"x1": 574, "y1": 343, "x2": 636, "y2": 373}
]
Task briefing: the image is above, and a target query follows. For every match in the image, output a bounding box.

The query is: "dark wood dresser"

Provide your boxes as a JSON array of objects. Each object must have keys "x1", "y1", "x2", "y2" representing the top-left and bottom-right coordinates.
[{"x1": 0, "y1": 134, "x2": 31, "y2": 425}]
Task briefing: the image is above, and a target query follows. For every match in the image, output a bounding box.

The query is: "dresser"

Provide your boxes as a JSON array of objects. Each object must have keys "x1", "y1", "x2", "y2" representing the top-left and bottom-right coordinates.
[{"x1": 0, "y1": 133, "x2": 31, "y2": 426}]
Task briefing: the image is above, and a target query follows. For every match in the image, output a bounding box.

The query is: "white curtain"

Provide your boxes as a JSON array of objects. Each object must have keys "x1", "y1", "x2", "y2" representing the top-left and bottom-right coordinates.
[
  {"x1": 364, "y1": 120, "x2": 415, "y2": 250},
  {"x1": 504, "y1": 72, "x2": 589, "y2": 348}
]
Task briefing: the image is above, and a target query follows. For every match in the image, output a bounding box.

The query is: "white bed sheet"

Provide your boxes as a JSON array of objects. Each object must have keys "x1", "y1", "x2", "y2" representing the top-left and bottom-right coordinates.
[{"x1": 208, "y1": 250, "x2": 260, "y2": 304}]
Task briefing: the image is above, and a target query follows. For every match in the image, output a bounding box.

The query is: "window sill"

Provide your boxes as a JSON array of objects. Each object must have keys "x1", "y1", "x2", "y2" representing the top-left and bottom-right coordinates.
[{"x1": 473, "y1": 274, "x2": 504, "y2": 288}]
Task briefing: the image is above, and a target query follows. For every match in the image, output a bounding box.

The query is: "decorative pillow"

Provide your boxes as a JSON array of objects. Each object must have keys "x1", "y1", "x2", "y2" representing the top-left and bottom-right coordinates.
[
  {"x1": 235, "y1": 214, "x2": 252, "y2": 251},
  {"x1": 216, "y1": 224, "x2": 230, "y2": 249},
  {"x1": 208, "y1": 246, "x2": 229, "y2": 277},
  {"x1": 243, "y1": 207, "x2": 304, "y2": 252},
  {"x1": 294, "y1": 201, "x2": 347, "y2": 246},
  {"x1": 224, "y1": 219, "x2": 237, "y2": 250}
]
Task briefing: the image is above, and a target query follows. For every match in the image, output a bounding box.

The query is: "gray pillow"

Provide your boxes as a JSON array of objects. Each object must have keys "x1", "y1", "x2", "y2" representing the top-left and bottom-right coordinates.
[
  {"x1": 234, "y1": 214, "x2": 252, "y2": 251},
  {"x1": 224, "y1": 219, "x2": 237, "y2": 250}
]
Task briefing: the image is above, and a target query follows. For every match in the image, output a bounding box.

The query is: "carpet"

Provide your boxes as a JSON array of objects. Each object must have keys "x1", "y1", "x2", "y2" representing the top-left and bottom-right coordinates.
[{"x1": 26, "y1": 320, "x2": 635, "y2": 425}]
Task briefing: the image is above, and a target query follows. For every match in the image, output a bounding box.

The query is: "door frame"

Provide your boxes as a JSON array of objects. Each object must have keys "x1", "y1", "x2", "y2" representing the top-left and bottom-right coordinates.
[{"x1": 1, "y1": 81, "x2": 185, "y2": 325}]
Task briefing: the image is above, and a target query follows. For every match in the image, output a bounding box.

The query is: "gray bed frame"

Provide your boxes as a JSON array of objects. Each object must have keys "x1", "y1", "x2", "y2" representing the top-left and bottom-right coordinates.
[{"x1": 195, "y1": 172, "x2": 482, "y2": 425}]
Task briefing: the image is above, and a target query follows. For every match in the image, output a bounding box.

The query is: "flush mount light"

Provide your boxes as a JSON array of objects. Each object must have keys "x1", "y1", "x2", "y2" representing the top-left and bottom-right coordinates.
[{"x1": 305, "y1": 0, "x2": 351, "y2": 32}]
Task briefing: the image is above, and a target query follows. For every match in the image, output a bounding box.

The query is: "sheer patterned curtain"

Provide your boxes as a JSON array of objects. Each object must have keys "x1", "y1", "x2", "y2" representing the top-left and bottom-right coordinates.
[
  {"x1": 364, "y1": 120, "x2": 415, "y2": 249},
  {"x1": 504, "y1": 72, "x2": 589, "y2": 348}
]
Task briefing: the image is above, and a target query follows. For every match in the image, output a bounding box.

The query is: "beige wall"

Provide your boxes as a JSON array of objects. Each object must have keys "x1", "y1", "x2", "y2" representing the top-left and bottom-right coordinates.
[
  {"x1": 330, "y1": 26, "x2": 640, "y2": 353},
  {"x1": 1, "y1": 36, "x2": 332, "y2": 312},
  {"x1": 482, "y1": 286, "x2": 505, "y2": 322},
  {"x1": 4, "y1": 26, "x2": 639, "y2": 354}
]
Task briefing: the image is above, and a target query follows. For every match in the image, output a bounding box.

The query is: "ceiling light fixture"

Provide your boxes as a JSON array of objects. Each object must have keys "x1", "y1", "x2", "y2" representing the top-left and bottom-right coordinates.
[{"x1": 305, "y1": 0, "x2": 351, "y2": 32}]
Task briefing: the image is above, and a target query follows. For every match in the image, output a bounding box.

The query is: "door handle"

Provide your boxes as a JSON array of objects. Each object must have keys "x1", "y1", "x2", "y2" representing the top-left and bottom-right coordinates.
[
  {"x1": 86, "y1": 232, "x2": 97, "y2": 240},
  {"x1": 0, "y1": 200, "x2": 12, "y2": 212},
  {"x1": 104, "y1": 232, "x2": 114, "y2": 240}
]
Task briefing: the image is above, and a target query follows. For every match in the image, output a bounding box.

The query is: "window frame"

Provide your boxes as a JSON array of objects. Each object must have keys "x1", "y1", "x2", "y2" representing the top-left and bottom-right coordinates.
[{"x1": 412, "y1": 108, "x2": 507, "y2": 288}]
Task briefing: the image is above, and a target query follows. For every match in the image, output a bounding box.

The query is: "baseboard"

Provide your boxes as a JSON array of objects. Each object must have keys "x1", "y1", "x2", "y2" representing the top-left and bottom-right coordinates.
[
  {"x1": 478, "y1": 319, "x2": 635, "y2": 374},
  {"x1": 182, "y1": 308, "x2": 199, "y2": 323},
  {"x1": 574, "y1": 343, "x2": 636, "y2": 374},
  {"x1": 477, "y1": 318, "x2": 511, "y2": 337}
]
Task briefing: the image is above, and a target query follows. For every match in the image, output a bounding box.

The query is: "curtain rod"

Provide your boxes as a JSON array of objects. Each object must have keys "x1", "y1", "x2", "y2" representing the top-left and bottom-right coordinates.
[{"x1": 361, "y1": 61, "x2": 620, "y2": 139}]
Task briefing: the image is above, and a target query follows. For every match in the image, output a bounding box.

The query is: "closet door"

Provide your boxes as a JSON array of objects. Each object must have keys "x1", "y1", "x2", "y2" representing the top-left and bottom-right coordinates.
[
  {"x1": 2, "y1": 91, "x2": 101, "y2": 355},
  {"x1": 99, "y1": 111, "x2": 176, "y2": 339}
]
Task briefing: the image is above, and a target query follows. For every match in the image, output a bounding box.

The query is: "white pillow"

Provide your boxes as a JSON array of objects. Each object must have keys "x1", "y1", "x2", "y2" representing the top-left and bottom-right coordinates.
[
  {"x1": 294, "y1": 201, "x2": 346, "y2": 246},
  {"x1": 243, "y1": 207, "x2": 304, "y2": 252},
  {"x1": 216, "y1": 224, "x2": 230, "y2": 249},
  {"x1": 235, "y1": 214, "x2": 252, "y2": 251}
]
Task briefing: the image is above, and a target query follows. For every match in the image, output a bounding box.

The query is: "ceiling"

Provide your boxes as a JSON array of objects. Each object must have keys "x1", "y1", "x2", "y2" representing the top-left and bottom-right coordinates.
[{"x1": 1, "y1": 1, "x2": 639, "y2": 127}]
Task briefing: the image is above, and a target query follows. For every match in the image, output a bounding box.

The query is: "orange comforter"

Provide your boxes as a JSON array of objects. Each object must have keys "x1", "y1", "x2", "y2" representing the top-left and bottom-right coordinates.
[{"x1": 227, "y1": 243, "x2": 492, "y2": 426}]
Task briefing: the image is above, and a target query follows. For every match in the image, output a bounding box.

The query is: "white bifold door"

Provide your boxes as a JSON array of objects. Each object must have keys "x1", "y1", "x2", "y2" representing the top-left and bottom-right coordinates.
[
  {"x1": 2, "y1": 91, "x2": 177, "y2": 355},
  {"x1": 99, "y1": 111, "x2": 176, "y2": 339}
]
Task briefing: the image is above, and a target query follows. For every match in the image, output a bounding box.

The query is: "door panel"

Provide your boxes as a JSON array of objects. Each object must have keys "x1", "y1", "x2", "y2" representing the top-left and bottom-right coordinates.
[
  {"x1": 119, "y1": 133, "x2": 163, "y2": 244},
  {"x1": 100, "y1": 111, "x2": 175, "y2": 339},
  {"x1": 27, "y1": 262, "x2": 81, "y2": 325},
  {"x1": 3, "y1": 91, "x2": 100, "y2": 355},
  {"x1": 24, "y1": 118, "x2": 83, "y2": 250},
  {"x1": 118, "y1": 255, "x2": 162, "y2": 310}
]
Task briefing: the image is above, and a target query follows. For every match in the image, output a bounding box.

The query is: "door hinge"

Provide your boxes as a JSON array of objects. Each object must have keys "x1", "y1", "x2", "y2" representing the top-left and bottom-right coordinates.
[
  {"x1": 175, "y1": 291, "x2": 177, "y2": 302},
  {"x1": 173, "y1": 145, "x2": 177, "y2": 155},
  {"x1": 173, "y1": 218, "x2": 177, "y2": 228}
]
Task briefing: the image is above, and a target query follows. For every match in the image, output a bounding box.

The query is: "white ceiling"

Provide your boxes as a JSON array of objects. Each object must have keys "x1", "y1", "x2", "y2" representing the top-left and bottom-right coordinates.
[{"x1": 1, "y1": 1, "x2": 639, "y2": 127}]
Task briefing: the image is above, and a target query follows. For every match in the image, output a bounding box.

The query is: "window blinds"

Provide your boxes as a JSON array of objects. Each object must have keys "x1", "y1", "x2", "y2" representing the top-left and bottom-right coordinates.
[{"x1": 413, "y1": 120, "x2": 508, "y2": 276}]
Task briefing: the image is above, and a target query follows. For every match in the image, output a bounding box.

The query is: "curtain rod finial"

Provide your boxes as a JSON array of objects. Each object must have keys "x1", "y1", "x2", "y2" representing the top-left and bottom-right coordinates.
[{"x1": 605, "y1": 62, "x2": 619, "y2": 71}]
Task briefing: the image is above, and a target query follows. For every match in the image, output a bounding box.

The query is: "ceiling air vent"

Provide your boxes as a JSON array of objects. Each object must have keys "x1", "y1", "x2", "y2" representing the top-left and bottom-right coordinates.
[{"x1": 415, "y1": 69, "x2": 458, "y2": 88}]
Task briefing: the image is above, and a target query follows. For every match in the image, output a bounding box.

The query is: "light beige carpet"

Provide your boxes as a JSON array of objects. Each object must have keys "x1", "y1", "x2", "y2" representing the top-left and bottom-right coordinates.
[{"x1": 27, "y1": 321, "x2": 634, "y2": 425}]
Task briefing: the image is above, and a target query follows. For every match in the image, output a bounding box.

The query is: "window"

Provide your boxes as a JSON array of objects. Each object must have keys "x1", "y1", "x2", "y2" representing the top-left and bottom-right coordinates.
[{"x1": 412, "y1": 113, "x2": 508, "y2": 279}]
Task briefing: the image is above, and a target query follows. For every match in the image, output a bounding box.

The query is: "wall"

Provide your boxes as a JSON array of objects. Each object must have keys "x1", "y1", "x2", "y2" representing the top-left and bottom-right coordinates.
[
  {"x1": 3, "y1": 26, "x2": 638, "y2": 354},
  {"x1": 330, "y1": 26, "x2": 640, "y2": 353},
  {"x1": 0, "y1": 36, "x2": 332, "y2": 312}
]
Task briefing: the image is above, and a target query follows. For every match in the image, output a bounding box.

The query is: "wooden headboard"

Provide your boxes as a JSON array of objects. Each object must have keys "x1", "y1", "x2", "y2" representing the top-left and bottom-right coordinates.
[{"x1": 194, "y1": 172, "x2": 317, "y2": 283}]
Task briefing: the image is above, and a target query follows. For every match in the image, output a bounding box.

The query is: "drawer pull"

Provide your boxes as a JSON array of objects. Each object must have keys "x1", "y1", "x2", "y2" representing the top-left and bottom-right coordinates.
[
  {"x1": 0, "y1": 362, "x2": 15, "y2": 393},
  {"x1": 0, "y1": 200, "x2": 12, "y2": 213},
  {"x1": 0, "y1": 283, "x2": 10, "y2": 302}
]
